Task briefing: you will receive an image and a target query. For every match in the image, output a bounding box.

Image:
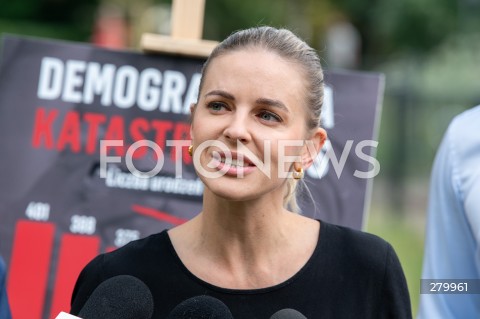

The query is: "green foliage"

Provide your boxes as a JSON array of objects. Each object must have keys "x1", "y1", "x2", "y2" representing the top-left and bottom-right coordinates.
[
  {"x1": 372, "y1": 0, "x2": 457, "y2": 54},
  {"x1": 0, "y1": 0, "x2": 42, "y2": 19},
  {"x1": 203, "y1": 0, "x2": 288, "y2": 40},
  {"x1": 4, "y1": 0, "x2": 478, "y2": 62},
  {"x1": 0, "y1": 0, "x2": 99, "y2": 42},
  {"x1": 331, "y1": 0, "x2": 459, "y2": 58}
]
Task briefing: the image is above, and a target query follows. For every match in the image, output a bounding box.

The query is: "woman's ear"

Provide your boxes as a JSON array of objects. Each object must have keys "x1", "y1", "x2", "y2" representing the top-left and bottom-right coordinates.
[{"x1": 301, "y1": 128, "x2": 327, "y2": 169}]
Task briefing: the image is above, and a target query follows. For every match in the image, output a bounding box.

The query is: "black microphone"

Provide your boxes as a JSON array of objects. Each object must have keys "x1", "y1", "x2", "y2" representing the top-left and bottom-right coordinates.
[
  {"x1": 270, "y1": 308, "x2": 307, "y2": 319},
  {"x1": 166, "y1": 295, "x2": 233, "y2": 319},
  {"x1": 78, "y1": 275, "x2": 154, "y2": 319}
]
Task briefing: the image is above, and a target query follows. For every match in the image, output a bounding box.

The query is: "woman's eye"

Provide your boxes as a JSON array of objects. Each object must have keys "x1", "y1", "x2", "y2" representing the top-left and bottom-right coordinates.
[
  {"x1": 258, "y1": 111, "x2": 282, "y2": 122},
  {"x1": 207, "y1": 102, "x2": 227, "y2": 112}
]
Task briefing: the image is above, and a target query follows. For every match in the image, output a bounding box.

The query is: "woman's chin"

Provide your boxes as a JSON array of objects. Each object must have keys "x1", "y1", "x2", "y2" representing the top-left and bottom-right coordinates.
[
  {"x1": 205, "y1": 182, "x2": 257, "y2": 202},
  {"x1": 201, "y1": 175, "x2": 284, "y2": 204}
]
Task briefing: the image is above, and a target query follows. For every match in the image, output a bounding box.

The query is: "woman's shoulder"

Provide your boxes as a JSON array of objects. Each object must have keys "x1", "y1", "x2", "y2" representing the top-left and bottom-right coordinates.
[
  {"x1": 321, "y1": 220, "x2": 391, "y2": 249},
  {"x1": 313, "y1": 221, "x2": 412, "y2": 318},
  {"x1": 81, "y1": 229, "x2": 177, "y2": 280},
  {"x1": 70, "y1": 230, "x2": 172, "y2": 313},
  {"x1": 319, "y1": 220, "x2": 396, "y2": 269},
  {"x1": 103, "y1": 230, "x2": 170, "y2": 264}
]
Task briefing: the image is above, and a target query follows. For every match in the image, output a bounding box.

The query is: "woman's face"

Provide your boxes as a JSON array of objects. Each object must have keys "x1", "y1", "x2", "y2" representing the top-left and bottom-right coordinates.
[{"x1": 191, "y1": 48, "x2": 325, "y2": 202}]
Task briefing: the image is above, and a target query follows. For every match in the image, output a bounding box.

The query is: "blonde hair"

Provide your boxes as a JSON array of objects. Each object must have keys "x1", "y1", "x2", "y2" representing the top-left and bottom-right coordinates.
[{"x1": 199, "y1": 26, "x2": 324, "y2": 213}]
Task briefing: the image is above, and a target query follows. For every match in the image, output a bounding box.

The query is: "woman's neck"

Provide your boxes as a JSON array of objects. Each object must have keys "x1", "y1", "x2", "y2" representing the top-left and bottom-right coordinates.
[
  {"x1": 168, "y1": 188, "x2": 319, "y2": 289},
  {"x1": 201, "y1": 188, "x2": 287, "y2": 238},
  {"x1": 185, "y1": 190, "x2": 294, "y2": 270}
]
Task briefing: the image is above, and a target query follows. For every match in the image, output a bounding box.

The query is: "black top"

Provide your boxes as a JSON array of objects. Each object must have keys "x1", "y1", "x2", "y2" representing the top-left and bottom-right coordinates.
[{"x1": 70, "y1": 220, "x2": 412, "y2": 318}]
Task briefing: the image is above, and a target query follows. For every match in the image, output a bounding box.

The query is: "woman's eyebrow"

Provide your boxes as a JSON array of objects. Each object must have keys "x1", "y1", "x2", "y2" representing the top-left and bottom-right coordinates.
[
  {"x1": 205, "y1": 90, "x2": 235, "y2": 100},
  {"x1": 204, "y1": 91, "x2": 289, "y2": 113},
  {"x1": 256, "y1": 97, "x2": 289, "y2": 113}
]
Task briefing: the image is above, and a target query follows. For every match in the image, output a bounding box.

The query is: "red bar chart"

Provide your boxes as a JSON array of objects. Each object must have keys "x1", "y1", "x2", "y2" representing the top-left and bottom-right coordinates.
[
  {"x1": 6, "y1": 219, "x2": 103, "y2": 319},
  {"x1": 49, "y1": 234, "x2": 101, "y2": 319},
  {"x1": 5, "y1": 206, "x2": 169, "y2": 318},
  {"x1": 7, "y1": 220, "x2": 56, "y2": 319}
]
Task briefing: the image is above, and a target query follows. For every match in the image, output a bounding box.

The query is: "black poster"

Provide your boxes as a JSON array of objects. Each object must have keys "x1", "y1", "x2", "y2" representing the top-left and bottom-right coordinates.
[{"x1": 0, "y1": 35, "x2": 383, "y2": 319}]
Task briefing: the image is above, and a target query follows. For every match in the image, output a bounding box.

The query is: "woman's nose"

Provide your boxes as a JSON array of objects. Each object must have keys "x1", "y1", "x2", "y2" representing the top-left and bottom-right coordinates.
[{"x1": 223, "y1": 113, "x2": 251, "y2": 144}]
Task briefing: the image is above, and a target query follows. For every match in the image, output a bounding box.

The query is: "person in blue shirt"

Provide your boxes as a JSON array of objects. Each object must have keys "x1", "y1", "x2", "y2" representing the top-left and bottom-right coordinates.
[
  {"x1": 0, "y1": 255, "x2": 12, "y2": 319},
  {"x1": 417, "y1": 105, "x2": 480, "y2": 318}
]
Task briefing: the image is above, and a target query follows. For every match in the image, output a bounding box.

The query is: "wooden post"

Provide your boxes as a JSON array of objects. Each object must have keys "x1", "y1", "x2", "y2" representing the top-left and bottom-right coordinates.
[
  {"x1": 171, "y1": 0, "x2": 205, "y2": 40},
  {"x1": 141, "y1": 0, "x2": 217, "y2": 58}
]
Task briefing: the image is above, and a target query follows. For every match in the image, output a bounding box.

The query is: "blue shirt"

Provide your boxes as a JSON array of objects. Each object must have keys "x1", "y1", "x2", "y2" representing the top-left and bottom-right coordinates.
[
  {"x1": 417, "y1": 105, "x2": 480, "y2": 318},
  {"x1": 0, "y1": 256, "x2": 12, "y2": 319}
]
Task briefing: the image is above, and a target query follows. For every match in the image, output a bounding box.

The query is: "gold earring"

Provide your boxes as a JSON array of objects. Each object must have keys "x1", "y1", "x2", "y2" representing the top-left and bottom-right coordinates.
[
  {"x1": 293, "y1": 167, "x2": 304, "y2": 180},
  {"x1": 188, "y1": 145, "x2": 193, "y2": 156}
]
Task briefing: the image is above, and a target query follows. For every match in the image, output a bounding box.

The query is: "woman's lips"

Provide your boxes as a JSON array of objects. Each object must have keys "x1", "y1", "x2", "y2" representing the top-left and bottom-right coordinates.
[{"x1": 208, "y1": 150, "x2": 257, "y2": 177}]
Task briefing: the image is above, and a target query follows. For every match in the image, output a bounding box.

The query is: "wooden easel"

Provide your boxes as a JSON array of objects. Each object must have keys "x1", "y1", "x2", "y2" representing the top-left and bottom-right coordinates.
[{"x1": 141, "y1": 0, "x2": 218, "y2": 58}]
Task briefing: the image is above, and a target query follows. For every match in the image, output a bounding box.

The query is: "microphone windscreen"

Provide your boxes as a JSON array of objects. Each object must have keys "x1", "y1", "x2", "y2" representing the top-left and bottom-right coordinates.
[
  {"x1": 55, "y1": 312, "x2": 82, "y2": 319},
  {"x1": 78, "y1": 275, "x2": 154, "y2": 319},
  {"x1": 166, "y1": 295, "x2": 233, "y2": 319},
  {"x1": 270, "y1": 308, "x2": 308, "y2": 319}
]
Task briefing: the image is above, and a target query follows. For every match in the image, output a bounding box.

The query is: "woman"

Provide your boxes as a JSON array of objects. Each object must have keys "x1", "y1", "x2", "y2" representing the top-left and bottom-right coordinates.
[{"x1": 71, "y1": 26, "x2": 411, "y2": 318}]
